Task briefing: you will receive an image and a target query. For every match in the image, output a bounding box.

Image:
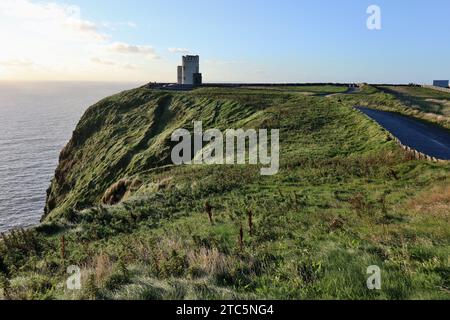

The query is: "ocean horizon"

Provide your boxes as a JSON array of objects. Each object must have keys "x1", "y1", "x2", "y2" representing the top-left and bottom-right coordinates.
[{"x1": 0, "y1": 81, "x2": 142, "y2": 233}]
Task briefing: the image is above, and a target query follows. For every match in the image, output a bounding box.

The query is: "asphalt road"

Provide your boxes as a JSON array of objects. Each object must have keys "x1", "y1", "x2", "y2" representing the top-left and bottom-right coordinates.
[{"x1": 356, "y1": 107, "x2": 450, "y2": 160}]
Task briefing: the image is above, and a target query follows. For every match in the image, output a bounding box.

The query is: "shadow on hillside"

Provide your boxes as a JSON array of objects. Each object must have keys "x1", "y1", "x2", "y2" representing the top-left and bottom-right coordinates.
[{"x1": 376, "y1": 86, "x2": 444, "y2": 115}]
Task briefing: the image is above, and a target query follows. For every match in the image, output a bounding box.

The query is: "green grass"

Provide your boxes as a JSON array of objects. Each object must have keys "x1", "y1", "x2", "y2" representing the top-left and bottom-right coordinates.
[
  {"x1": 382, "y1": 86, "x2": 450, "y2": 100},
  {"x1": 245, "y1": 85, "x2": 349, "y2": 95},
  {"x1": 378, "y1": 86, "x2": 450, "y2": 116},
  {"x1": 1, "y1": 85, "x2": 449, "y2": 300}
]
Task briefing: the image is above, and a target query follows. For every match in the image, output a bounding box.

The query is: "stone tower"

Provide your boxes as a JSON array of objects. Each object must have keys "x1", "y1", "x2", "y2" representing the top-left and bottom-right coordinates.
[{"x1": 177, "y1": 55, "x2": 202, "y2": 86}]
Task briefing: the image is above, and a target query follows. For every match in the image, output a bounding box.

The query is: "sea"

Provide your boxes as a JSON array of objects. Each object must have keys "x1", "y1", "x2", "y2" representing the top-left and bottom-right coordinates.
[{"x1": 0, "y1": 81, "x2": 141, "y2": 233}]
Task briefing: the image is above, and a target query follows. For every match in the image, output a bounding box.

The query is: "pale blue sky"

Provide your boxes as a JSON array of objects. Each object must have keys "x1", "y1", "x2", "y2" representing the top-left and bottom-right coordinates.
[{"x1": 1, "y1": 0, "x2": 449, "y2": 83}]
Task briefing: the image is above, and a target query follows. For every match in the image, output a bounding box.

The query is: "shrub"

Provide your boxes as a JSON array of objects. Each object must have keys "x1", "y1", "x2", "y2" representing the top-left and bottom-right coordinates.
[
  {"x1": 0, "y1": 274, "x2": 11, "y2": 299},
  {"x1": 104, "y1": 261, "x2": 131, "y2": 290},
  {"x1": 0, "y1": 255, "x2": 9, "y2": 276},
  {"x1": 83, "y1": 274, "x2": 100, "y2": 300},
  {"x1": 0, "y1": 229, "x2": 44, "y2": 271},
  {"x1": 160, "y1": 250, "x2": 188, "y2": 278}
]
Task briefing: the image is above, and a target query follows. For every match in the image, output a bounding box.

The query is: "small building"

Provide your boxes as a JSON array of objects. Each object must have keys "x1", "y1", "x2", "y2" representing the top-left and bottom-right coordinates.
[
  {"x1": 177, "y1": 55, "x2": 202, "y2": 86},
  {"x1": 177, "y1": 66, "x2": 183, "y2": 85},
  {"x1": 433, "y1": 80, "x2": 449, "y2": 88}
]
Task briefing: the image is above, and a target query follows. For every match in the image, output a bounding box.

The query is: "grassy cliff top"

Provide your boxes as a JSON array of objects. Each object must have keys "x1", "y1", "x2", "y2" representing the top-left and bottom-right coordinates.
[{"x1": 1, "y1": 85, "x2": 449, "y2": 300}]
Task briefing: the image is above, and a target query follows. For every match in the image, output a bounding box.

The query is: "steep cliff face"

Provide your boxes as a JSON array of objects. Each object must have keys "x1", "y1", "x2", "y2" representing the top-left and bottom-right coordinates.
[
  {"x1": 43, "y1": 86, "x2": 266, "y2": 220},
  {"x1": 44, "y1": 88, "x2": 171, "y2": 220}
]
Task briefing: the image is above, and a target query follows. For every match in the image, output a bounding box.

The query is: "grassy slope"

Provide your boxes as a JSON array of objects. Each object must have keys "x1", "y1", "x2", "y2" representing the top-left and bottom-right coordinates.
[
  {"x1": 246, "y1": 85, "x2": 349, "y2": 95},
  {"x1": 0, "y1": 86, "x2": 449, "y2": 300},
  {"x1": 379, "y1": 86, "x2": 450, "y2": 116},
  {"x1": 336, "y1": 85, "x2": 450, "y2": 130}
]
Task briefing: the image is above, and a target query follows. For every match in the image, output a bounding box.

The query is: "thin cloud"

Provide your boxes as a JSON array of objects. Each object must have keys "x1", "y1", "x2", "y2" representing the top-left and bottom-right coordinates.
[
  {"x1": 101, "y1": 21, "x2": 138, "y2": 31},
  {"x1": 0, "y1": 59, "x2": 34, "y2": 67},
  {"x1": 123, "y1": 63, "x2": 138, "y2": 70},
  {"x1": 91, "y1": 57, "x2": 138, "y2": 69},
  {"x1": 168, "y1": 48, "x2": 190, "y2": 54},
  {"x1": 0, "y1": 0, "x2": 158, "y2": 81},
  {"x1": 108, "y1": 42, "x2": 160, "y2": 59},
  {"x1": 126, "y1": 22, "x2": 137, "y2": 28},
  {"x1": 0, "y1": 0, "x2": 108, "y2": 41},
  {"x1": 109, "y1": 42, "x2": 154, "y2": 54},
  {"x1": 91, "y1": 57, "x2": 115, "y2": 66}
]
